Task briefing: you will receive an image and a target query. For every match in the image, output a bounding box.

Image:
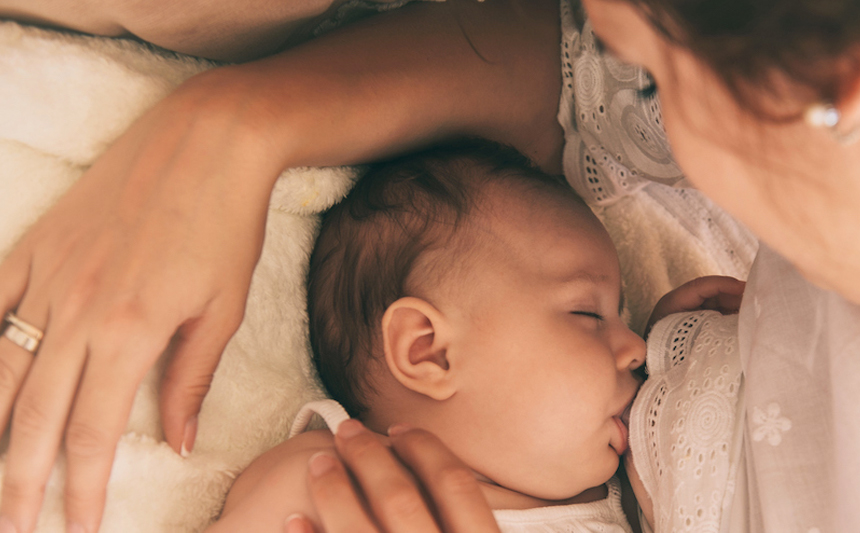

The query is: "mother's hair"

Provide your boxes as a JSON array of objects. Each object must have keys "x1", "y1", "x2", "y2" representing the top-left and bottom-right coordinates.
[{"x1": 624, "y1": 0, "x2": 860, "y2": 115}]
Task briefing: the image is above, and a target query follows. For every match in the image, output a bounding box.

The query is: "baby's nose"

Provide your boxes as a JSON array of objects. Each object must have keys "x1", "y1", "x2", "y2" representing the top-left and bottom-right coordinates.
[{"x1": 616, "y1": 327, "x2": 646, "y2": 372}]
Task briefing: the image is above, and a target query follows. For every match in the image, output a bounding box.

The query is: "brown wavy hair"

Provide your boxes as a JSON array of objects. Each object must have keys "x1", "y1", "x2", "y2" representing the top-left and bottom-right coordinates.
[{"x1": 624, "y1": 0, "x2": 860, "y2": 115}]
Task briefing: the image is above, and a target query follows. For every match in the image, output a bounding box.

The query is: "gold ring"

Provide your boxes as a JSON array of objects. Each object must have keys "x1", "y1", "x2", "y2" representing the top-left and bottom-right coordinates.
[{"x1": 2, "y1": 312, "x2": 44, "y2": 353}]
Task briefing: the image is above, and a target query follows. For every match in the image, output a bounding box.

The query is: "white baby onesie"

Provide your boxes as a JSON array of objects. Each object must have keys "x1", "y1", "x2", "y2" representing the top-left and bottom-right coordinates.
[
  {"x1": 289, "y1": 399, "x2": 634, "y2": 533},
  {"x1": 629, "y1": 310, "x2": 745, "y2": 533}
]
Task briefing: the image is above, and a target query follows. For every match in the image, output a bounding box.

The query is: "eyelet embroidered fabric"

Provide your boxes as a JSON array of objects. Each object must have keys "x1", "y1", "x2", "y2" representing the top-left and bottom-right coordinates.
[
  {"x1": 630, "y1": 311, "x2": 745, "y2": 533},
  {"x1": 558, "y1": 0, "x2": 685, "y2": 206},
  {"x1": 557, "y1": 0, "x2": 758, "y2": 282}
]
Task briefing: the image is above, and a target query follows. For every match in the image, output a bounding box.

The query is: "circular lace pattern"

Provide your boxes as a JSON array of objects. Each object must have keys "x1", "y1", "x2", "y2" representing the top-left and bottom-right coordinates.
[
  {"x1": 684, "y1": 389, "x2": 733, "y2": 448},
  {"x1": 631, "y1": 311, "x2": 743, "y2": 533},
  {"x1": 558, "y1": 0, "x2": 685, "y2": 206}
]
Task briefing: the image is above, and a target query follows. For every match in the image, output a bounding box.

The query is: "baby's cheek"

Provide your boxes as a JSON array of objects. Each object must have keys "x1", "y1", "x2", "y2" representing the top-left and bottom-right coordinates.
[{"x1": 516, "y1": 433, "x2": 615, "y2": 500}]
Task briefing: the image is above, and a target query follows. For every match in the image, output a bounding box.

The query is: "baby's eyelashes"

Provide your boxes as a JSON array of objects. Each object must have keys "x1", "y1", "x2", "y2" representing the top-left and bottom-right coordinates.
[{"x1": 571, "y1": 311, "x2": 605, "y2": 321}]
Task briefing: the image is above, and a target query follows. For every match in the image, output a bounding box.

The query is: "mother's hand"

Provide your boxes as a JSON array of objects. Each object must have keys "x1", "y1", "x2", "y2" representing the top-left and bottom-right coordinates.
[
  {"x1": 291, "y1": 420, "x2": 500, "y2": 533},
  {"x1": 0, "y1": 75, "x2": 284, "y2": 533}
]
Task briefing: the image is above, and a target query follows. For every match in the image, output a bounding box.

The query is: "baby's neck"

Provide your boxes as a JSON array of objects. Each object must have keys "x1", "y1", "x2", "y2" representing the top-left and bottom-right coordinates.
[
  {"x1": 360, "y1": 423, "x2": 611, "y2": 511},
  {"x1": 362, "y1": 414, "x2": 613, "y2": 511},
  {"x1": 475, "y1": 472, "x2": 609, "y2": 511}
]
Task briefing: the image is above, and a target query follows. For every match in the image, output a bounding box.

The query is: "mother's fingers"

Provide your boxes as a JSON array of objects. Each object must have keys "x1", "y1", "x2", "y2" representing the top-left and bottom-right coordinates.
[
  {"x1": 0, "y1": 252, "x2": 37, "y2": 431},
  {"x1": 0, "y1": 244, "x2": 32, "y2": 317},
  {"x1": 0, "y1": 305, "x2": 171, "y2": 533},
  {"x1": 0, "y1": 307, "x2": 43, "y2": 433},
  {"x1": 332, "y1": 420, "x2": 442, "y2": 533},
  {"x1": 62, "y1": 336, "x2": 165, "y2": 532},
  {"x1": 0, "y1": 329, "x2": 89, "y2": 533},
  {"x1": 387, "y1": 426, "x2": 500, "y2": 533},
  {"x1": 159, "y1": 306, "x2": 244, "y2": 456},
  {"x1": 306, "y1": 451, "x2": 382, "y2": 533}
]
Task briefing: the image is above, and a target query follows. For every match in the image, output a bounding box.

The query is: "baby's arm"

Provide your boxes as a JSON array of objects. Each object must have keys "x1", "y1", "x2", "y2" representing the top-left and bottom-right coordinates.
[
  {"x1": 206, "y1": 429, "x2": 336, "y2": 533},
  {"x1": 645, "y1": 276, "x2": 746, "y2": 337}
]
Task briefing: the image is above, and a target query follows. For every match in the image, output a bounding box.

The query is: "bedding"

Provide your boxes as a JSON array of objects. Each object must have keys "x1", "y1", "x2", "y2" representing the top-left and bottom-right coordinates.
[{"x1": 0, "y1": 19, "x2": 755, "y2": 531}]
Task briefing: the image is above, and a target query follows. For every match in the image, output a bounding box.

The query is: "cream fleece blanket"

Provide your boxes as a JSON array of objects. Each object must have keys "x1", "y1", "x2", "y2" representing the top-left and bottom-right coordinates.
[{"x1": 0, "y1": 20, "x2": 756, "y2": 532}]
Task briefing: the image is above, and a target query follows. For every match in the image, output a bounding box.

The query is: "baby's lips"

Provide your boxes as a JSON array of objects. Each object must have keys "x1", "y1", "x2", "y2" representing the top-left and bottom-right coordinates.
[{"x1": 611, "y1": 416, "x2": 629, "y2": 455}]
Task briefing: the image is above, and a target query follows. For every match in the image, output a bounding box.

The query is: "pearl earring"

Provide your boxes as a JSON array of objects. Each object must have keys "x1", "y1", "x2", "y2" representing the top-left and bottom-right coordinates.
[{"x1": 805, "y1": 103, "x2": 860, "y2": 145}]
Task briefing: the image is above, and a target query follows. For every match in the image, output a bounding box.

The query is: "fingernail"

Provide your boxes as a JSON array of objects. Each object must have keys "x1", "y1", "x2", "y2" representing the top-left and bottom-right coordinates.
[
  {"x1": 0, "y1": 517, "x2": 17, "y2": 533},
  {"x1": 67, "y1": 522, "x2": 86, "y2": 533},
  {"x1": 308, "y1": 451, "x2": 337, "y2": 477},
  {"x1": 285, "y1": 514, "x2": 310, "y2": 533},
  {"x1": 387, "y1": 423, "x2": 413, "y2": 436},
  {"x1": 181, "y1": 416, "x2": 198, "y2": 458},
  {"x1": 336, "y1": 419, "x2": 365, "y2": 440}
]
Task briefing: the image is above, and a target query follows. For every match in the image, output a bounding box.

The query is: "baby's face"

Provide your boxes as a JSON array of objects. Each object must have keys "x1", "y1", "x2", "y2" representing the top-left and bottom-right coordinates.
[{"x1": 436, "y1": 185, "x2": 645, "y2": 502}]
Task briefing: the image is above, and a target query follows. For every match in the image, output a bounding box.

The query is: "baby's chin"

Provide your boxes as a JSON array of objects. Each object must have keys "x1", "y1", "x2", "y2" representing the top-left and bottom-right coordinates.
[{"x1": 474, "y1": 465, "x2": 617, "y2": 509}]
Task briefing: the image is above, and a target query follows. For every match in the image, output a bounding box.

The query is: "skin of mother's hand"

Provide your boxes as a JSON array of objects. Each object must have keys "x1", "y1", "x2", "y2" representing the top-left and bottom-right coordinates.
[
  {"x1": 0, "y1": 84, "x2": 277, "y2": 533},
  {"x1": 302, "y1": 422, "x2": 502, "y2": 533},
  {"x1": 0, "y1": 1, "x2": 564, "y2": 531}
]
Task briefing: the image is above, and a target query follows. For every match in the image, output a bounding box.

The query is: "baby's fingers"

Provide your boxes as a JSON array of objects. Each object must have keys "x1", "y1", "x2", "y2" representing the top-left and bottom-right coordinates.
[
  {"x1": 701, "y1": 289, "x2": 745, "y2": 315},
  {"x1": 647, "y1": 276, "x2": 747, "y2": 336},
  {"x1": 692, "y1": 276, "x2": 746, "y2": 314}
]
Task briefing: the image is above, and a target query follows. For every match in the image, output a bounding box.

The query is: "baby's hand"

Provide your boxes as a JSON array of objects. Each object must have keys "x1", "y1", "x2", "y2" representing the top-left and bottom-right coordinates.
[{"x1": 646, "y1": 276, "x2": 746, "y2": 337}]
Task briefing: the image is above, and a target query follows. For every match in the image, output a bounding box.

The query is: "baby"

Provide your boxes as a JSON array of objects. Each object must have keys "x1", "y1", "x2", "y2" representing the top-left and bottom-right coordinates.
[{"x1": 208, "y1": 139, "x2": 746, "y2": 533}]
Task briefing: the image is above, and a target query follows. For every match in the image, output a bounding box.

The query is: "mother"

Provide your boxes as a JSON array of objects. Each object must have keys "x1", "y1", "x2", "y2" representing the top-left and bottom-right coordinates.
[{"x1": 0, "y1": 0, "x2": 857, "y2": 531}]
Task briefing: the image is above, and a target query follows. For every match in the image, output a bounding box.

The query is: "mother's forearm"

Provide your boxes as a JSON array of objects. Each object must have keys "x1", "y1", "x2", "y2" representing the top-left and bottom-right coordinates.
[{"x1": 179, "y1": 0, "x2": 564, "y2": 176}]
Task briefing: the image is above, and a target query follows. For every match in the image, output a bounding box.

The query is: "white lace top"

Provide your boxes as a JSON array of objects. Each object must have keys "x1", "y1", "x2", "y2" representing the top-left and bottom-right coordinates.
[
  {"x1": 289, "y1": 400, "x2": 634, "y2": 533},
  {"x1": 558, "y1": 0, "x2": 685, "y2": 206},
  {"x1": 730, "y1": 245, "x2": 860, "y2": 532},
  {"x1": 629, "y1": 311, "x2": 745, "y2": 533},
  {"x1": 557, "y1": 0, "x2": 758, "y2": 284}
]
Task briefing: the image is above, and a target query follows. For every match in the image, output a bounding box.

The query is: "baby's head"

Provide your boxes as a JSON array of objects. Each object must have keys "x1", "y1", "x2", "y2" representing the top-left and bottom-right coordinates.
[{"x1": 308, "y1": 139, "x2": 645, "y2": 502}]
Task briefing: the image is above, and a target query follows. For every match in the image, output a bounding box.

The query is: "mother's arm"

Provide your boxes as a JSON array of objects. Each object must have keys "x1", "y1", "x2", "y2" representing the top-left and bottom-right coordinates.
[{"x1": 0, "y1": 1, "x2": 562, "y2": 531}]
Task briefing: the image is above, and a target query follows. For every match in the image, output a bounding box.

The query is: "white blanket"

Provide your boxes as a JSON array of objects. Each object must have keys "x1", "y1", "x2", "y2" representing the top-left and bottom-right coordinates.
[{"x1": 0, "y1": 21, "x2": 756, "y2": 531}]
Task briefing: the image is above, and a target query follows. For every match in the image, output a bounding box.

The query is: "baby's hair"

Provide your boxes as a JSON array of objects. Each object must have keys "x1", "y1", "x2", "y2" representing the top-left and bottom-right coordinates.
[{"x1": 307, "y1": 138, "x2": 581, "y2": 418}]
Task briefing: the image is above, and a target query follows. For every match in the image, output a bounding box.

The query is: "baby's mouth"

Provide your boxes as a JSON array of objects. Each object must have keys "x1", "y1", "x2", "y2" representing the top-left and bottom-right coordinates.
[
  {"x1": 611, "y1": 416, "x2": 629, "y2": 455},
  {"x1": 620, "y1": 399, "x2": 633, "y2": 429}
]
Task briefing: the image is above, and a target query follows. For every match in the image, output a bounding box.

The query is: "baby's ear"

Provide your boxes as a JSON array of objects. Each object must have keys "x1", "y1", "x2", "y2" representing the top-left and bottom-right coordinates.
[{"x1": 381, "y1": 297, "x2": 455, "y2": 401}]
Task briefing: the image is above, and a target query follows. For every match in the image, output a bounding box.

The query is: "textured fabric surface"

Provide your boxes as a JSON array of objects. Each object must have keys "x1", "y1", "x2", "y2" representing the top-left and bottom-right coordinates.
[
  {"x1": 288, "y1": 399, "x2": 351, "y2": 437},
  {"x1": 733, "y1": 245, "x2": 860, "y2": 533},
  {"x1": 631, "y1": 311, "x2": 745, "y2": 533},
  {"x1": 558, "y1": 0, "x2": 685, "y2": 206}
]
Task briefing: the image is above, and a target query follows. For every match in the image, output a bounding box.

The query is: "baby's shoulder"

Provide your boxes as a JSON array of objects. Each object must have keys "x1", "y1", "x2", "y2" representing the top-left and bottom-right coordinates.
[{"x1": 208, "y1": 429, "x2": 335, "y2": 532}]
